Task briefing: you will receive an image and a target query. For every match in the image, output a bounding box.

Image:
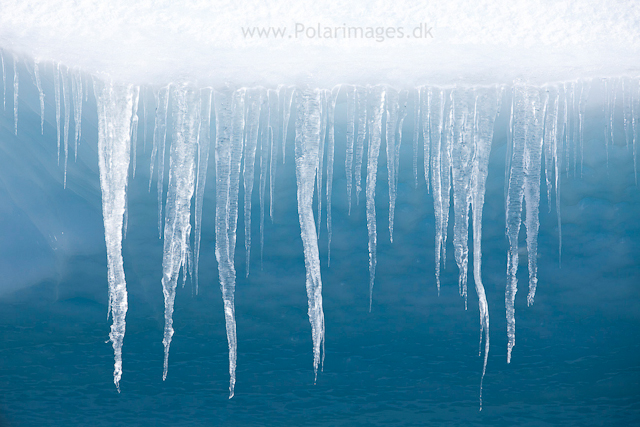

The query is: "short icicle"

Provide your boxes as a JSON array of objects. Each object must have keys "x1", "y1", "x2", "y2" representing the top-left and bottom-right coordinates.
[
  {"x1": 326, "y1": 86, "x2": 340, "y2": 266},
  {"x1": 34, "y1": 60, "x2": 45, "y2": 134},
  {"x1": 269, "y1": 89, "x2": 280, "y2": 220},
  {"x1": 54, "y1": 63, "x2": 61, "y2": 163},
  {"x1": 354, "y1": 86, "x2": 368, "y2": 204},
  {"x1": 193, "y1": 88, "x2": 213, "y2": 293},
  {"x1": 243, "y1": 88, "x2": 264, "y2": 277},
  {"x1": 413, "y1": 88, "x2": 421, "y2": 188},
  {"x1": 366, "y1": 86, "x2": 386, "y2": 310},
  {"x1": 345, "y1": 85, "x2": 356, "y2": 215},
  {"x1": 149, "y1": 85, "x2": 170, "y2": 238},
  {"x1": 12, "y1": 55, "x2": 18, "y2": 136}
]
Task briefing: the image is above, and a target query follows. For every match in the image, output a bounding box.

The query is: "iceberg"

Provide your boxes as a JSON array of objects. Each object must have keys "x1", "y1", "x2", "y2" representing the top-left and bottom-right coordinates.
[{"x1": 0, "y1": 0, "x2": 639, "y2": 421}]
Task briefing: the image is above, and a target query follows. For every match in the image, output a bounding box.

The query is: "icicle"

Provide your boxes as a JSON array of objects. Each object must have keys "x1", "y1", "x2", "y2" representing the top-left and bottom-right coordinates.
[
  {"x1": 1, "y1": 50, "x2": 5, "y2": 111},
  {"x1": 54, "y1": 64, "x2": 61, "y2": 162},
  {"x1": 34, "y1": 60, "x2": 45, "y2": 134},
  {"x1": 214, "y1": 88, "x2": 245, "y2": 398},
  {"x1": 142, "y1": 88, "x2": 147, "y2": 152},
  {"x1": 505, "y1": 84, "x2": 543, "y2": 362},
  {"x1": 162, "y1": 84, "x2": 200, "y2": 382},
  {"x1": 525, "y1": 89, "x2": 545, "y2": 306},
  {"x1": 413, "y1": 88, "x2": 421, "y2": 188},
  {"x1": 556, "y1": 84, "x2": 565, "y2": 267},
  {"x1": 326, "y1": 86, "x2": 340, "y2": 266},
  {"x1": 94, "y1": 78, "x2": 135, "y2": 392},
  {"x1": 571, "y1": 82, "x2": 578, "y2": 177},
  {"x1": 366, "y1": 86, "x2": 386, "y2": 310},
  {"x1": 504, "y1": 87, "x2": 514, "y2": 215},
  {"x1": 345, "y1": 86, "x2": 356, "y2": 214},
  {"x1": 470, "y1": 86, "x2": 500, "y2": 410},
  {"x1": 394, "y1": 90, "x2": 409, "y2": 231},
  {"x1": 316, "y1": 90, "x2": 327, "y2": 235},
  {"x1": 430, "y1": 87, "x2": 448, "y2": 294},
  {"x1": 354, "y1": 86, "x2": 368, "y2": 204},
  {"x1": 243, "y1": 88, "x2": 264, "y2": 277},
  {"x1": 604, "y1": 79, "x2": 610, "y2": 164},
  {"x1": 420, "y1": 87, "x2": 431, "y2": 192},
  {"x1": 294, "y1": 88, "x2": 325, "y2": 380},
  {"x1": 149, "y1": 85, "x2": 170, "y2": 238},
  {"x1": 269, "y1": 89, "x2": 280, "y2": 220},
  {"x1": 610, "y1": 79, "x2": 618, "y2": 147},
  {"x1": 72, "y1": 71, "x2": 84, "y2": 160},
  {"x1": 13, "y1": 55, "x2": 18, "y2": 136},
  {"x1": 578, "y1": 80, "x2": 590, "y2": 177},
  {"x1": 62, "y1": 66, "x2": 70, "y2": 187},
  {"x1": 632, "y1": 79, "x2": 639, "y2": 184},
  {"x1": 193, "y1": 88, "x2": 213, "y2": 293},
  {"x1": 280, "y1": 86, "x2": 294, "y2": 164},
  {"x1": 542, "y1": 87, "x2": 559, "y2": 212},
  {"x1": 385, "y1": 88, "x2": 399, "y2": 241},
  {"x1": 259, "y1": 91, "x2": 269, "y2": 262},
  {"x1": 623, "y1": 78, "x2": 631, "y2": 152},
  {"x1": 130, "y1": 87, "x2": 140, "y2": 178},
  {"x1": 450, "y1": 87, "x2": 476, "y2": 308},
  {"x1": 384, "y1": 88, "x2": 407, "y2": 243}
]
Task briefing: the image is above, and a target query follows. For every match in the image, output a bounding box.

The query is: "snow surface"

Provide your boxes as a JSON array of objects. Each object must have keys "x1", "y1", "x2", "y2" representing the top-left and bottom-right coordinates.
[{"x1": 0, "y1": 0, "x2": 639, "y2": 86}]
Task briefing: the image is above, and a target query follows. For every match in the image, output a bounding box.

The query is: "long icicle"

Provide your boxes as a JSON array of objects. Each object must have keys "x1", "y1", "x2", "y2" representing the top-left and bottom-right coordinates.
[
  {"x1": 557, "y1": 84, "x2": 566, "y2": 266},
  {"x1": 366, "y1": 86, "x2": 386, "y2": 310},
  {"x1": 421, "y1": 87, "x2": 431, "y2": 192},
  {"x1": 471, "y1": 86, "x2": 500, "y2": 410},
  {"x1": 632, "y1": 79, "x2": 639, "y2": 185},
  {"x1": 214, "y1": 88, "x2": 245, "y2": 398},
  {"x1": 94, "y1": 77, "x2": 135, "y2": 392},
  {"x1": 162, "y1": 84, "x2": 200, "y2": 381},
  {"x1": 524, "y1": 89, "x2": 546, "y2": 306},
  {"x1": 259, "y1": 91, "x2": 270, "y2": 263},
  {"x1": 505, "y1": 84, "x2": 541, "y2": 363},
  {"x1": 450, "y1": 87, "x2": 476, "y2": 309},
  {"x1": 294, "y1": 88, "x2": 325, "y2": 380},
  {"x1": 269, "y1": 89, "x2": 280, "y2": 220},
  {"x1": 430, "y1": 87, "x2": 447, "y2": 294},
  {"x1": 62, "y1": 65, "x2": 70, "y2": 187},
  {"x1": 385, "y1": 88, "x2": 401, "y2": 243}
]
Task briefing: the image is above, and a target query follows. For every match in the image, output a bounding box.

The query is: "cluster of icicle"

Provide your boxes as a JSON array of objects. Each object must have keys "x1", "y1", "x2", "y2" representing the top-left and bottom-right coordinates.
[{"x1": 3, "y1": 50, "x2": 640, "y2": 408}]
